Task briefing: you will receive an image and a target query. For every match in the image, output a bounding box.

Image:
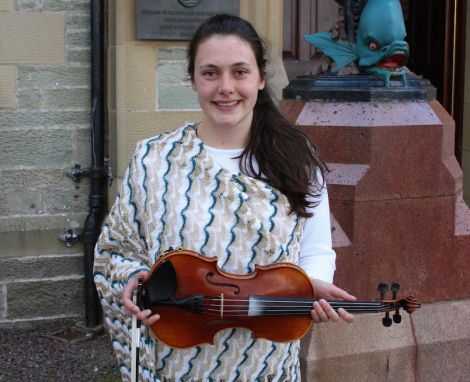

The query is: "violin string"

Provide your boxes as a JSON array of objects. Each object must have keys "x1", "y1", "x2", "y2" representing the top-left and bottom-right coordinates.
[
  {"x1": 202, "y1": 306, "x2": 389, "y2": 312},
  {"x1": 202, "y1": 297, "x2": 387, "y2": 307},
  {"x1": 201, "y1": 303, "x2": 389, "y2": 310},
  {"x1": 201, "y1": 301, "x2": 392, "y2": 314},
  {"x1": 201, "y1": 298, "x2": 390, "y2": 309},
  {"x1": 194, "y1": 302, "x2": 417, "y2": 316},
  {"x1": 198, "y1": 308, "x2": 387, "y2": 317},
  {"x1": 201, "y1": 306, "x2": 386, "y2": 313}
]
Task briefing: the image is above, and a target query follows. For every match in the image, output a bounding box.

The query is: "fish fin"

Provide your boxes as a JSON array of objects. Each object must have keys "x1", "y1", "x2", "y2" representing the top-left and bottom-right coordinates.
[{"x1": 304, "y1": 32, "x2": 357, "y2": 70}]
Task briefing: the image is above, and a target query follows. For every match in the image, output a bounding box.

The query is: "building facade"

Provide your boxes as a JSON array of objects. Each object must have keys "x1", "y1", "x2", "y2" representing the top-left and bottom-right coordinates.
[{"x1": 0, "y1": 0, "x2": 469, "y2": 380}]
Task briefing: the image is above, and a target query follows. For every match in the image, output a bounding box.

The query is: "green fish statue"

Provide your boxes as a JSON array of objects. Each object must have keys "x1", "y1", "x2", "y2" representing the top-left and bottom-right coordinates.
[{"x1": 304, "y1": 0, "x2": 409, "y2": 86}]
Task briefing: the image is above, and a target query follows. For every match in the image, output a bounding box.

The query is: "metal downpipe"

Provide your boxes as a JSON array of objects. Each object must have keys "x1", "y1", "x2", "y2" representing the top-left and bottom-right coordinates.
[{"x1": 82, "y1": 0, "x2": 106, "y2": 328}]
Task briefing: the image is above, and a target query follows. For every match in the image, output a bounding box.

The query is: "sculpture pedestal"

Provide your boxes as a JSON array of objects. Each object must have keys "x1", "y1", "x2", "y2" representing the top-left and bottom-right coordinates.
[
  {"x1": 281, "y1": 99, "x2": 470, "y2": 381},
  {"x1": 283, "y1": 99, "x2": 469, "y2": 301}
]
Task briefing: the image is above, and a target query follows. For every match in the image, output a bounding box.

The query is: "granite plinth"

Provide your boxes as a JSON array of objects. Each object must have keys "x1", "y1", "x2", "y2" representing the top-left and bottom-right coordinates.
[
  {"x1": 282, "y1": 99, "x2": 470, "y2": 303},
  {"x1": 285, "y1": 98, "x2": 470, "y2": 382}
]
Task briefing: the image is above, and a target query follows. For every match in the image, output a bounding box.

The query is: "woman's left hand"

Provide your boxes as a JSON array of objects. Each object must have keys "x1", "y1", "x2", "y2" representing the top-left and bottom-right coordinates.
[{"x1": 310, "y1": 279, "x2": 356, "y2": 323}]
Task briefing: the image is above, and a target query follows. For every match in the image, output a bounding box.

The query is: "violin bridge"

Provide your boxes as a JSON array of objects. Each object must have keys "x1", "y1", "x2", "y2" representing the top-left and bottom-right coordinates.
[{"x1": 220, "y1": 293, "x2": 224, "y2": 319}]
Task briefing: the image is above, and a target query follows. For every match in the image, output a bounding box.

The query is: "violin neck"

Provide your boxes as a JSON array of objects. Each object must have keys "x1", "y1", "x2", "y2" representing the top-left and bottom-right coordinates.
[
  {"x1": 156, "y1": 294, "x2": 398, "y2": 318},
  {"x1": 248, "y1": 296, "x2": 392, "y2": 316}
]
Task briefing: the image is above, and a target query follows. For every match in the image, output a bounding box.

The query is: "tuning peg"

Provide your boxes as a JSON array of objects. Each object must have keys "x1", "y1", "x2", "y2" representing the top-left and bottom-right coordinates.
[
  {"x1": 391, "y1": 282, "x2": 401, "y2": 323},
  {"x1": 378, "y1": 283, "x2": 388, "y2": 300},
  {"x1": 378, "y1": 283, "x2": 393, "y2": 327},
  {"x1": 382, "y1": 316, "x2": 393, "y2": 327},
  {"x1": 391, "y1": 282, "x2": 400, "y2": 299},
  {"x1": 393, "y1": 312, "x2": 402, "y2": 323}
]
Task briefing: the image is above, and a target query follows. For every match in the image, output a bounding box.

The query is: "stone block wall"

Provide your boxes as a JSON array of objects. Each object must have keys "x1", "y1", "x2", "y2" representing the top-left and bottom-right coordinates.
[
  {"x1": 156, "y1": 47, "x2": 200, "y2": 111},
  {"x1": 0, "y1": 0, "x2": 91, "y2": 238},
  {"x1": 0, "y1": 0, "x2": 91, "y2": 327}
]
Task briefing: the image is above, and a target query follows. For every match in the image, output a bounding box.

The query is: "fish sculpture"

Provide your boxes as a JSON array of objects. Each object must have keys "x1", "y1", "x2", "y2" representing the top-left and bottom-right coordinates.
[{"x1": 304, "y1": 0, "x2": 409, "y2": 86}]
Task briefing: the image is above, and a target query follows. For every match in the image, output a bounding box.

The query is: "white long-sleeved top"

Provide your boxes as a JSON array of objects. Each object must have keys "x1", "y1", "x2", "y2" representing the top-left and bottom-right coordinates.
[{"x1": 204, "y1": 144, "x2": 336, "y2": 283}]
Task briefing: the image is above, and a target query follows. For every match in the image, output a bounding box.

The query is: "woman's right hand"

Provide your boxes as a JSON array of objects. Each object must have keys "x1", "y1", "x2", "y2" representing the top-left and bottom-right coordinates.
[{"x1": 122, "y1": 270, "x2": 161, "y2": 326}]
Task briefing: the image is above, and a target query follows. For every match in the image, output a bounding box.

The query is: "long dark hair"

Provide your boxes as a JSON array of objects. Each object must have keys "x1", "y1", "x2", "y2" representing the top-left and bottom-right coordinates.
[{"x1": 187, "y1": 14, "x2": 327, "y2": 218}]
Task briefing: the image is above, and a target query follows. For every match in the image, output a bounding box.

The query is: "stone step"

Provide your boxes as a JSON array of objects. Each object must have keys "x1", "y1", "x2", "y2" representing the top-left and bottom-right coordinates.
[
  {"x1": 0, "y1": 229, "x2": 84, "y2": 259},
  {"x1": 0, "y1": 252, "x2": 84, "y2": 280},
  {"x1": 0, "y1": 252, "x2": 86, "y2": 328}
]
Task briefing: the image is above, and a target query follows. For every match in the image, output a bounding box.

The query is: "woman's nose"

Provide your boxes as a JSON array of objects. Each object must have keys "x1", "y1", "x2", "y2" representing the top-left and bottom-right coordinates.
[{"x1": 218, "y1": 74, "x2": 234, "y2": 94}]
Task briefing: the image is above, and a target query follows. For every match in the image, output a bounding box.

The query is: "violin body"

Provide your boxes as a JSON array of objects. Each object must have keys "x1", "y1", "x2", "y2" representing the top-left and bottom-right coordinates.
[
  {"x1": 141, "y1": 249, "x2": 420, "y2": 349},
  {"x1": 144, "y1": 249, "x2": 315, "y2": 348}
]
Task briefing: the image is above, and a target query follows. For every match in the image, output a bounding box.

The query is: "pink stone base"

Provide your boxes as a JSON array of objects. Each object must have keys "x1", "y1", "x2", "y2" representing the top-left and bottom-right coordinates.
[
  {"x1": 300, "y1": 300, "x2": 470, "y2": 382},
  {"x1": 282, "y1": 100, "x2": 470, "y2": 303}
]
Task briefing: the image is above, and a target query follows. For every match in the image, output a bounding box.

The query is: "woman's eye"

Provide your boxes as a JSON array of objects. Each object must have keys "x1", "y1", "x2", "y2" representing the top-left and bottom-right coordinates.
[
  {"x1": 369, "y1": 42, "x2": 378, "y2": 51},
  {"x1": 202, "y1": 71, "x2": 217, "y2": 78},
  {"x1": 234, "y1": 69, "x2": 248, "y2": 77}
]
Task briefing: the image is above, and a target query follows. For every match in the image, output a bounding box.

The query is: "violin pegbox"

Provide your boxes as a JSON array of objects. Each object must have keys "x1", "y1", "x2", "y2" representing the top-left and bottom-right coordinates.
[{"x1": 377, "y1": 282, "x2": 421, "y2": 328}]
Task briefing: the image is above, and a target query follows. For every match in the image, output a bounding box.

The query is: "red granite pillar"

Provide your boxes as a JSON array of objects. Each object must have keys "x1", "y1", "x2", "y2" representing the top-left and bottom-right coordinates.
[{"x1": 283, "y1": 100, "x2": 470, "y2": 302}]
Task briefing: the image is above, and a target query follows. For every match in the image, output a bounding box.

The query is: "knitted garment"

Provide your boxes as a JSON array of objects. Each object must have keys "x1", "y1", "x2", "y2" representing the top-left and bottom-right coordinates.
[{"x1": 94, "y1": 123, "x2": 305, "y2": 382}]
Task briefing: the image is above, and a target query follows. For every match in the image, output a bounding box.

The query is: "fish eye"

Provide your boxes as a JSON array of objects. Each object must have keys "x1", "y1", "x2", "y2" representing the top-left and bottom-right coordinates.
[{"x1": 369, "y1": 42, "x2": 379, "y2": 51}]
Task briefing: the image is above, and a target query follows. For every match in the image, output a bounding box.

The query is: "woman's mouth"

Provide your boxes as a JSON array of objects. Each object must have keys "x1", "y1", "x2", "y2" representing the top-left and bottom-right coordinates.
[{"x1": 213, "y1": 100, "x2": 240, "y2": 109}]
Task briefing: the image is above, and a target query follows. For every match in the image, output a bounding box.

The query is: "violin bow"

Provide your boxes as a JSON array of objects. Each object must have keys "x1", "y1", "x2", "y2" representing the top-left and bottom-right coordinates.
[{"x1": 131, "y1": 277, "x2": 143, "y2": 382}]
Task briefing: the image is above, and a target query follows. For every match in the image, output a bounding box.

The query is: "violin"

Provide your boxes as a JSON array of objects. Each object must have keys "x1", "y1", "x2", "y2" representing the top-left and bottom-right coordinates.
[{"x1": 138, "y1": 249, "x2": 420, "y2": 349}]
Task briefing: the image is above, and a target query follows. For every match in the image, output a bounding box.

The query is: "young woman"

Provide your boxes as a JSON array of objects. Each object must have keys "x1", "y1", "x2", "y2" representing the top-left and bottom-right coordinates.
[{"x1": 94, "y1": 14, "x2": 355, "y2": 382}]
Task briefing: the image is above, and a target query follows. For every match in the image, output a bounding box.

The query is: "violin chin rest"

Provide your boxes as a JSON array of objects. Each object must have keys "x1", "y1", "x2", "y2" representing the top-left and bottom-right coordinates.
[{"x1": 143, "y1": 260, "x2": 177, "y2": 307}]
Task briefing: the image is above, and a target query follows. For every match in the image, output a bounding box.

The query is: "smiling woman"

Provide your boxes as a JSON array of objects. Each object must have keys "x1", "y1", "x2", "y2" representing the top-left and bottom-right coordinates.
[{"x1": 94, "y1": 14, "x2": 356, "y2": 382}]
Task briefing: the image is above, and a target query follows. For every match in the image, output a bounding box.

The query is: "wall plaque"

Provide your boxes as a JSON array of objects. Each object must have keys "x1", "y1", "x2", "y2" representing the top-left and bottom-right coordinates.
[{"x1": 136, "y1": 0, "x2": 240, "y2": 40}]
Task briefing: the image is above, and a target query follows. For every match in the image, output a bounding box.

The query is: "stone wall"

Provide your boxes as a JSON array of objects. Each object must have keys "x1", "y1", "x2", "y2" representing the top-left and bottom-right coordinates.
[{"x1": 0, "y1": 0, "x2": 91, "y2": 327}]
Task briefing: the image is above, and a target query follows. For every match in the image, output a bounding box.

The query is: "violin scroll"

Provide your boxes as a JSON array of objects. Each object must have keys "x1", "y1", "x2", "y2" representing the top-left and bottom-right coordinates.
[{"x1": 398, "y1": 295, "x2": 421, "y2": 314}]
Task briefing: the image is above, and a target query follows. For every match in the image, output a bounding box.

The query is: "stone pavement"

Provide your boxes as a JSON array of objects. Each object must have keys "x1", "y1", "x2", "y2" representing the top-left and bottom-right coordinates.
[{"x1": 0, "y1": 326, "x2": 120, "y2": 382}]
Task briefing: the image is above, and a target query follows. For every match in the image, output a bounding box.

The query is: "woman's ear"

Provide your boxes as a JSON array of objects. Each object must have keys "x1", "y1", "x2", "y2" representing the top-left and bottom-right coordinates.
[
  {"x1": 259, "y1": 78, "x2": 266, "y2": 91},
  {"x1": 258, "y1": 73, "x2": 266, "y2": 90},
  {"x1": 191, "y1": 80, "x2": 197, "y2": 91}
]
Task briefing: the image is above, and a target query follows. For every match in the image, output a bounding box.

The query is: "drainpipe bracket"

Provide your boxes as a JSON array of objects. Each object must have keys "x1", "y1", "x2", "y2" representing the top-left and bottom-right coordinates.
[
  {"x1": 58, "y1": 228, "x2": 81, "y2": 247},
  {"x1": 67, "y1": 164, "x2": 90, "y2": 183}
]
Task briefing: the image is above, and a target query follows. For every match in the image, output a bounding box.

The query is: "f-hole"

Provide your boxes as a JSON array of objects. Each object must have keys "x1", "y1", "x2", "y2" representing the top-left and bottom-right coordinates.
[{"x1": 205, "y1": 272, "x2": 240, "y2": 295}]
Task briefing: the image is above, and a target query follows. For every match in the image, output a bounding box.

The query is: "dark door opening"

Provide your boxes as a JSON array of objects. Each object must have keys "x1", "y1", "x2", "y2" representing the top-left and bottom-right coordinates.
[{"x1": 403, "y1": 0, "x2": 466, "y2": 163}]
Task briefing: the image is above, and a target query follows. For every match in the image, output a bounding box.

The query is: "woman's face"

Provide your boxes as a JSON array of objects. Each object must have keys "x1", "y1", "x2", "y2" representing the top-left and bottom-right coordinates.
[{"x1": 191, "y1": 34, "x2": 265, "y2": 137}]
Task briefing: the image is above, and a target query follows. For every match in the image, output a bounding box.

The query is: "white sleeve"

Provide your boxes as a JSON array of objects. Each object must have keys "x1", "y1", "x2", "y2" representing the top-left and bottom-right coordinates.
[{"x1": 298, "y1": 183, "x2": 336, "y2": 283}]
